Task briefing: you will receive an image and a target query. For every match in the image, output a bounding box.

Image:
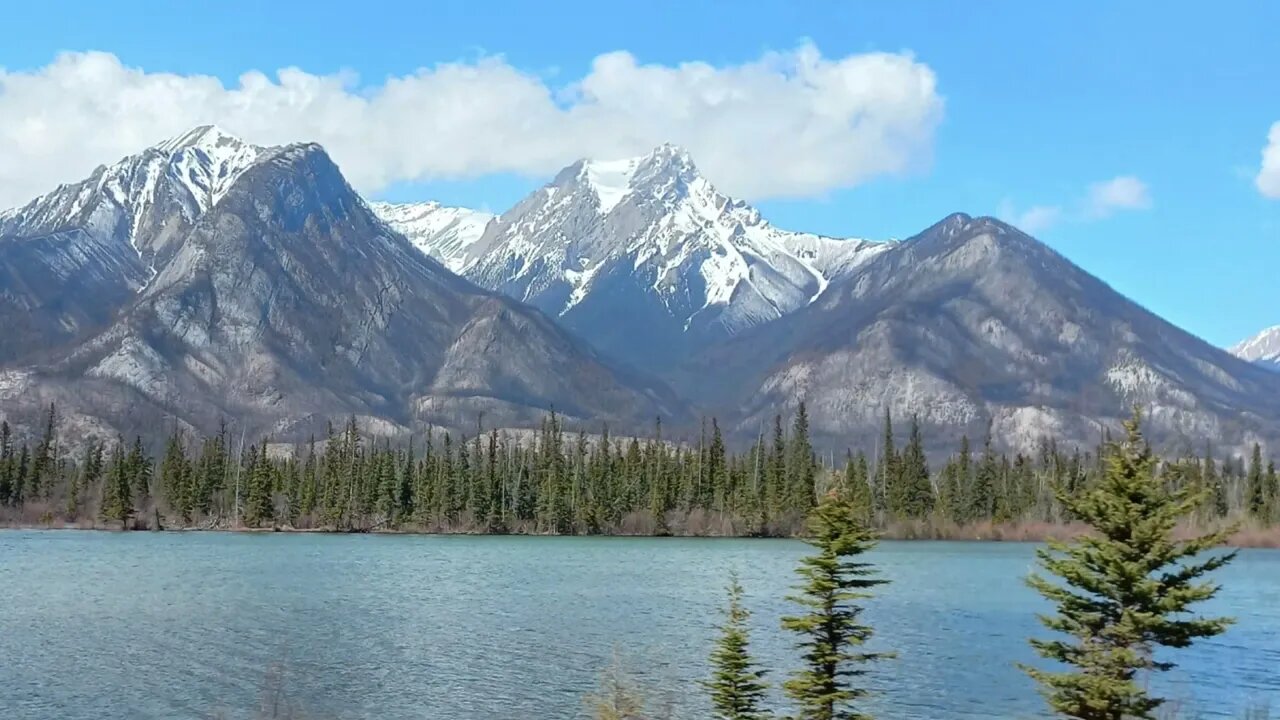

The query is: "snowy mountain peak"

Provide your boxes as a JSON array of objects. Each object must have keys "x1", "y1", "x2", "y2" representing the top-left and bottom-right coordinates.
[
  {"x1": 376, "y1": 145, "x2": 888, "y2": 368},
  {"x1": 569, "y1": 144, "x2": 699, "y2": 213},
  {"x1": 155, "y1": 124, "x2": 246, "y2": 154},
  {"x1": 1231, "y1": 325, "x2": 1280, "y2": 370}
]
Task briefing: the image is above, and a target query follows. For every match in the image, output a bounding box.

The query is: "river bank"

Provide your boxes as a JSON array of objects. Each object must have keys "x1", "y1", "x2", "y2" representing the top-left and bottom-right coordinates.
[{"x1": 5, "y1": 514, "x2": 1277, "y2": 547}]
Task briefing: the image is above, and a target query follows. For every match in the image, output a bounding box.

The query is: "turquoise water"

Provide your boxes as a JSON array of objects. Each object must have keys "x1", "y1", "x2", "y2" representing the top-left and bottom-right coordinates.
[{"x1": 0, "y1": 531, "x2": 1275, "y2": 719}]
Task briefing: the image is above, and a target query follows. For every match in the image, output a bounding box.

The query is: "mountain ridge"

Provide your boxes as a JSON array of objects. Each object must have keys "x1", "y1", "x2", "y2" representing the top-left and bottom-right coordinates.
[{"x1": 0, "y1": 128, "x2": 691, "y2": 443}]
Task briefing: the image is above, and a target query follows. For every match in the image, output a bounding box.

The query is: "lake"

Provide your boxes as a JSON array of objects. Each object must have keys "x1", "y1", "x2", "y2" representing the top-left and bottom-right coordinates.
[{"x1": 0, "y1": 531, "x2": 1276, "y2": 719}]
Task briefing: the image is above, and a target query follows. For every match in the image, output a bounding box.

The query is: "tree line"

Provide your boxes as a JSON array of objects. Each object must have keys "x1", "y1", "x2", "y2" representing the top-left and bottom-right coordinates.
[{"x1": 1, "y1": 402, "x2": 1277, "y2": 537}]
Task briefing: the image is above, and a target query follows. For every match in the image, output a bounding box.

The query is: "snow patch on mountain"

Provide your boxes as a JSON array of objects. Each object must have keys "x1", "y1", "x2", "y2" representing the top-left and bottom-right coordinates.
[
  {"x1": 583, "y1": 157, "x2": 642, "y2": 213},
  {"x1": 1231, "y1": 326, "x2": 1280, "y2": 370},
  {"x1": 369, "y1": 201, "x2": 493, "y2": 272}
]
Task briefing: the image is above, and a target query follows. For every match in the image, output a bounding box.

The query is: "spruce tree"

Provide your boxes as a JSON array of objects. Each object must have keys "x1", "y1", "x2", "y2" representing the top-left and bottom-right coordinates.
[
  {"x1": 1246, "y1": 443, "x2": 1265, "y2": 518},
  {"x1": 786, "y1": 403, "x2": 816, "y2": 513},
  {"x1": 1023, "y1": 413, "x2": 1236, "y2": 719},
  {"x1": 704, "y1": 573, "x2": 771, "y2": 720},
  {"x1": 782, "y1": 492, "x2": 889, "y2": 720},
  {"x1": 101, "y1": 441, "x2": 132, "y2": 528},
  {"x1": 0, "y1": 421, "x2": 13, "y2": 506}
]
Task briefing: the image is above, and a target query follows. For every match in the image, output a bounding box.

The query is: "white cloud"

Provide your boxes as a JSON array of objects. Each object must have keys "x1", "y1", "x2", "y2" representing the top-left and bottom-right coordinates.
[
  {"x1": 1085, "y1": 175, "x2": 1152, "y2": 218},
  {"x1": 999, "y1": 175, "x2": 1152, "y2": 235},
  {"x1": 0, "y1": 47, "x2": 943, "y2": 210},
  {"x1": 997, "y1": 199, "x2": 1062, "y2": 234},
  {"x1": 1258, "y1": 122, "x2": 1280, "y2": 199}
]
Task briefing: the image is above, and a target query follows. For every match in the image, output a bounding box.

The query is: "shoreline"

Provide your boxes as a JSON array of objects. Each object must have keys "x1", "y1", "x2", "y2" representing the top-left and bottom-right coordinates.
[{"x1": 3, "y1": 519, "x2": 1275, "y2": 548}]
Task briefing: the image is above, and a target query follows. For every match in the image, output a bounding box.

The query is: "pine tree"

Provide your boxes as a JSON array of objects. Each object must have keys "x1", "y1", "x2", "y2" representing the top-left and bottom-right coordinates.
[
  {"x1": 782, "y1": 492, "x2": 889, "y2": 720},
  {"x1": 786, "y1": 403, "x2": 816, "y2": 513},
  {"x1": 873, "y1": 409, "x2": 896, "y2": 520},
  {"x1": 767, "y1": 415, "x2": 787, "y2": 521},
  {"x1": 1246, "y1": 443, "x2": 1265, "y2": 518},
  {"x1": 969, "y1": 432, "x2": 997, "y2": 523},
  {"x1": 101, "y1": 440, "x2": 132, "y2": 528},
  {"x1": 1023, "y1": 412, "x2": 1236, "y2": 719},
  {"x1": 126, "y1": 435, "x2": 152, "y2": 515},
  {"x1": 0, "y1": 421, "x2": 13, "y2": 506},
  {"x1": 160, "y1": 430, "x2": 191, "y2": 523},
  {"x1": 894, "y1": 416, "x2": 932, "y2": 519},
  {"x1": 586, "y1": 652, "x2": 650, "y2": 720},
  {"x1": 703, "y1": 573, "x2": 771, "y2": 720},
  {"x1": 29, "y1": 403, "x2": 58, "y2": 500}
]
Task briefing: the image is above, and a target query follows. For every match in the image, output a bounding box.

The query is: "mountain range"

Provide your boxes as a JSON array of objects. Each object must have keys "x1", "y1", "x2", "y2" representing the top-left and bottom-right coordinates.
[
  {"x1": 0, "y1": 127, "x2": 685, "y2": 442},
  {"x1": 3, "y1": 125, "x2": 1278, "y2": 454}
]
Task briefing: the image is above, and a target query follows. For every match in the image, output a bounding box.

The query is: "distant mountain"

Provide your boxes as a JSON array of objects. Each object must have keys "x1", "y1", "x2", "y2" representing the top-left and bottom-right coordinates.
[
  {"x1": 375, "y1": 145, "x2": 886, "y2": 369},
  {"x1": 368, "y1": 201, "x2": 493, "y2": 274},
  {"x1": 676, "y1": 214, "x2": 1280, "y2": 453},
  {"x1": 0, "y1": 128, "x2": 688, "y2": 442},
  {"x1": 1231, "y1": 326, "x2": 1280, "y2": 371}
]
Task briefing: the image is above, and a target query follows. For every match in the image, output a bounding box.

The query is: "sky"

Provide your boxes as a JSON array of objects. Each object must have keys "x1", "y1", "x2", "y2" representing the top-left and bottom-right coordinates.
[{"x1": 1, "y1": 0, "x2": 1277, "y2": 347}]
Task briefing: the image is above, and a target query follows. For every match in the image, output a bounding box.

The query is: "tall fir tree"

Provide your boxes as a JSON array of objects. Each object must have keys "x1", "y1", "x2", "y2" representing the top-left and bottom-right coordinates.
[
  {"x1": 782, "y1": 492, "x2": 889, "y2": 720},
  {"x1": 786, "y1": 403, "x2": 817, "y2": 513},
  {"x1": 1246, "y1": 443, "x2": 1266, "y2": 518},
  {"x1": 1023, "y1": 412, "x2": 1236, "y2": 720},
  {"x1": 703, "y1": 573, "x2": 772, "y2": 720}
]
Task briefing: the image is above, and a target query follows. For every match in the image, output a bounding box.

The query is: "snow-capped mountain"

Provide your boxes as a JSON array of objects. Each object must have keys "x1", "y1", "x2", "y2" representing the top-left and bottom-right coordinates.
[
  {"x1": 0, "y1": 125, "x2": 265, "y2": 363},
  {"x1": 1231, "y1": 326, "x2": 1280, "y2": 371},
  {"x1": 376, "y1": 144, "x2": 886, "y2": 368},
  {"x1": 368, "y1": 201, "x2": 493, "y2": 273},
  {"x1": 0, "y1": 127, "x2": 688, "y2": 441}
]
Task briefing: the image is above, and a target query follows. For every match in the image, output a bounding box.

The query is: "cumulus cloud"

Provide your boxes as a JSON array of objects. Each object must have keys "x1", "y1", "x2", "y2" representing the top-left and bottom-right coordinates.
[
  {"x1": 1085, "y1": 175, "x2": 1152, "y2": 218},
  {"x1": 1259, "y1": 122, "x2": 1280, "y2": 199},
  {"x1": 0, "y1": 47, "x2": 943, "y2": 210},
  {"x1": 998, "y1": 175, "x2": 1152, "y2": 235}
]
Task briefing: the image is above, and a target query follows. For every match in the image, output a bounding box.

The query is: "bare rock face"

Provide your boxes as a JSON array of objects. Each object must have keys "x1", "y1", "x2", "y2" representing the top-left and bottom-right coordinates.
[
  {"x1": 676, "y1": 214, "x2": 1280, "y2": 454},
  {"x1": 0, "y1": 129, "x2": 688, "y2": 442}
]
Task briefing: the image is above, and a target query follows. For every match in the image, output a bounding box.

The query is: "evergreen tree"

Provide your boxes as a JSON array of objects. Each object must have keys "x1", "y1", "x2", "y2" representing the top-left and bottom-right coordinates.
[
  {"x1": 1246, "y1": 443, "x2": 1265, "y2": 518},
  {"x1": 29, "y1": 403, "x2": 58, "y2": 499},
  {"x1": 1023, "y1": 412, "x2": 1236, "y2": 719},
  {"x1": 873, "y1": 409, "x2": 896, "y2": 520},
  {"x1": 0, "y1": 421, "x2": 13, "y2": 506},
  {"x1": 894, "y1": 416, "x2": 933, "y2": 519},
  {"x1": 101, "y1": 441, "x2": 132, "y2": 527},
  {"x1": 786, "y1": 403, "x2": 817, "y2": 513},
  {"x1": 767, "y1": 415, "x2": 787, "y2": 521},
  {"x1": 969, "y1": 432, "x2": 997, "y2": 523},
  {"x1": 782, "y1": 492, "x2": 889, "y2": 720},
  {"x1": 126, "y1": 435, "x2": 152, "y2": 514},
  {"x1": 703, "y1": 573, "x2": 771, "y2": 720},
  {"x1": 160, "y1": 430, "x2": 191, "y2": 523}
]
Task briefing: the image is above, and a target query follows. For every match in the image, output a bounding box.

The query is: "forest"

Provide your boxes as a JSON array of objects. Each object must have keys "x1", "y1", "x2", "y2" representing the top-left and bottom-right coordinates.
[{"x1": 2, "y1": 402, "x2": 1277, "y2": 540}]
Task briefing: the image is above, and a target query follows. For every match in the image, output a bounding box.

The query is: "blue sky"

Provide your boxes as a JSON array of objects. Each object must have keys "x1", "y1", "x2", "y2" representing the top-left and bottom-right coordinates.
[{"x1": 3, "y1": 0, "x2": 1277, "y2": 346}]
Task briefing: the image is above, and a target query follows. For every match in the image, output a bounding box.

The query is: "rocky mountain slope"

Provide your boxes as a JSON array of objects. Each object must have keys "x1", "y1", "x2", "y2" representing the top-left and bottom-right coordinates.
[
  {"x1": 374, "y1": 145, "x2": 886, "y2": 369},
  {"x1": 0, "y1": 128, "x2": 687, "y2": 442},
  {"x1": 1231, "y1": 326, "x2": 1280, "y2": 371},
  {"x1": 676, "y1": 214, "x2": 1280, "y2": 453}
]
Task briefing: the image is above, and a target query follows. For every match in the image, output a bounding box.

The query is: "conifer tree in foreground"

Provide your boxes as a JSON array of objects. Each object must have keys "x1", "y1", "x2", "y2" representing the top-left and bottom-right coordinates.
[
  {"x1": 782, "y1": 492, "x2": 889, "y2": 720},
  {"x1": 704, "y1": 573, "x2": 771, "y2": 720},
  {"x1": 1022, "y1": 411, "x2": 1236, "y2": 720}
]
